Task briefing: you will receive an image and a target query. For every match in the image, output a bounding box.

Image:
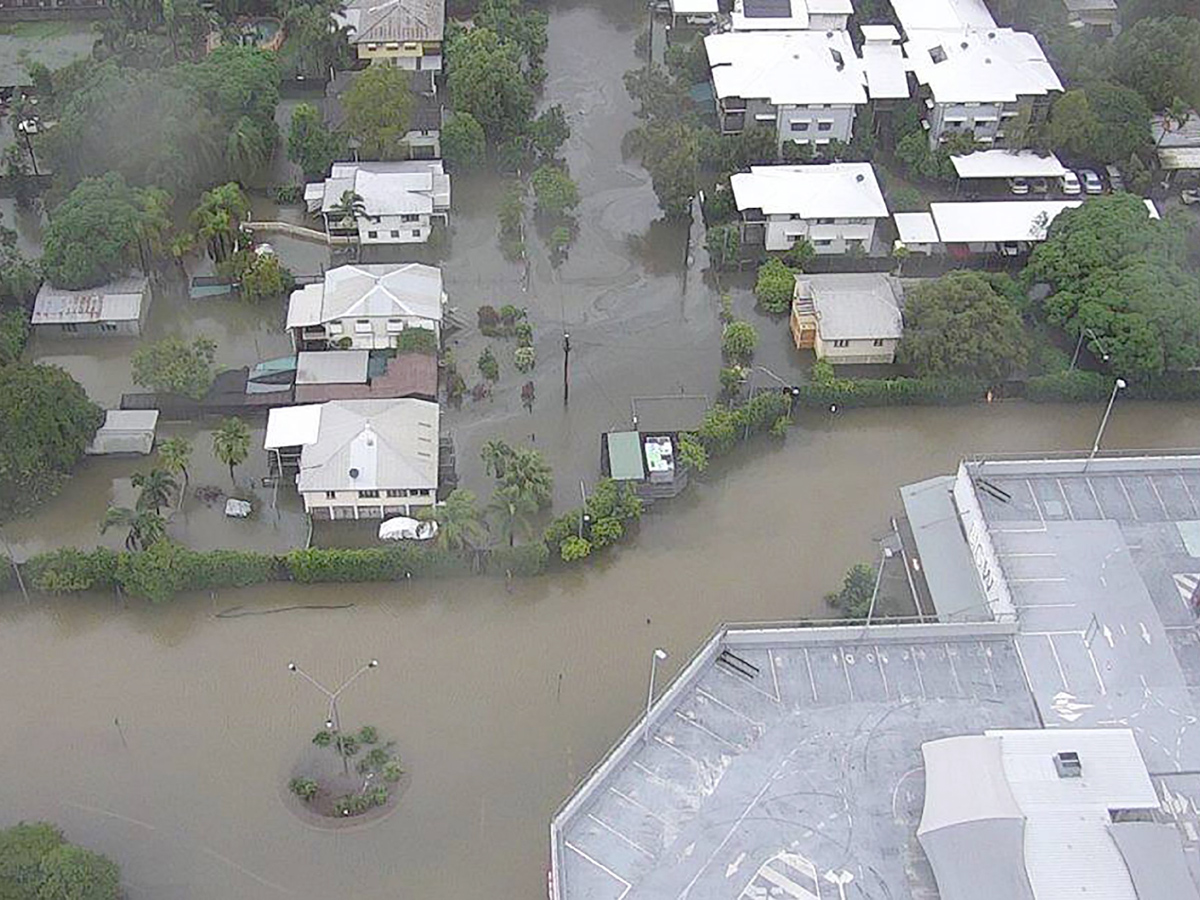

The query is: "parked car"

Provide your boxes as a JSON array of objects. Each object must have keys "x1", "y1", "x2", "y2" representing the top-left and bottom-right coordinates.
[
  {"x1": 1079, "y1": 169, "x2": 1104, "y2": 194},
  {"x1": 1030, "y1": 177, "x2": 1050, "y2": 194},
  {"x1": 999, "y1": 241, "x2": 1022, "y2": 257},
  {"x1": 1060, "y1": 171, "x2": 1082, "y2": 195},
  {"x1": 1105, "y1": 165, "x2": 1125, "y2": 192},
  {"x1": 1008, "y1": 177, "x2": 1030, "y2": 195},
  {"x1": 1182, "y1": 188, "x2": 1200, "y2": 205}
]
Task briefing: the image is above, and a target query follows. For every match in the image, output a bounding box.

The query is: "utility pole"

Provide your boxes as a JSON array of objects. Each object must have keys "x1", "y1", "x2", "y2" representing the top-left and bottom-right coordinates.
[{"x1": 562, "y1": 331, "x2": 571, "y2": 405}]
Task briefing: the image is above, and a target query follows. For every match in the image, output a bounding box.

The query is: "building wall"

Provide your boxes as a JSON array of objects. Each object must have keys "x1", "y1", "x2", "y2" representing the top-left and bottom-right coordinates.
[
  {"x1": 814, "y1": 333, "x2": 897, "y2": 364},
  {"x1": 721, "y1": 97, "x2": 856, "y2": 151},
  {"x1": 35, "y1": 318, "x2": 141, "y2": 339},
  {"x1": 356, "y1": 40, "x2": 441, "y2": 71},
  {"x1": 404, "y1": 128, "x2": 441, "y2": 158},
  {"x1": 763, "y1": 215, "x2": 877, "y2": 254},
  {"x1": 927, "y1": 95, "x2": 1047, "y2": 148},
  {"x1": 808, "y1": 12, "x2": 849, "y2": 29},
  {"x1": 303, "y1": 486, "x2": 436, "y2": 520},
  {"x1": 359, "y1": 213, "x2": 433, "y2": 244},
  {"x1": 323, "y1": 315, "x2": 438, "y2": 349}
]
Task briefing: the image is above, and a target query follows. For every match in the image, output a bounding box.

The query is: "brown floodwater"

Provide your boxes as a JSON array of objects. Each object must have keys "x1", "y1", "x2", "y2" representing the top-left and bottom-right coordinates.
[{"x1": 4, "y1": 402, "x2": 1200, "y2": 900}]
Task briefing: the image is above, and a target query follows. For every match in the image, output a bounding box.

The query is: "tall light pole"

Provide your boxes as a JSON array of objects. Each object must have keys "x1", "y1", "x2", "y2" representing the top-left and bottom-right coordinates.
[
  {"x1": 1069, "y1": 327, "x2": 1110, "y2": 371},
  {"x1": 16, "y1": 117, "x2": 39, "y2": 177},
  {"x1": 643, "y1": 648, "x2": 668, "y2": 744},
  {"x1": 865, "y1": 546, "x2": 895, "y2": 627},
  {"x1": 287, "y1": 659, "x2": 378, "y2": 774},
  {"x1": 1085, "y1": 377, "x2": 1126, "y2": 471}
]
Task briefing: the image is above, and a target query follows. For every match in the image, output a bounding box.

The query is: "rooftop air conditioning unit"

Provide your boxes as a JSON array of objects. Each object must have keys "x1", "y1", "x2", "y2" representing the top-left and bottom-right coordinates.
[{"x1": 1054, "y1": 751, "x2": 1082, "y2": 778}]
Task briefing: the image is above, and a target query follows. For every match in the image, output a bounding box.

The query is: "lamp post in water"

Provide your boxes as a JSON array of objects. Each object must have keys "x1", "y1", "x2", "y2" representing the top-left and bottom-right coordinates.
[
  {"x1": 287, "y1": 659, "x2": 378, "y2": 774},
  {"x1": 643, "y1": 648, "x2": 668, "y2": 744},
  {"x1": 1085, "y1": 378, "x2": 1127, "y2": 471}
]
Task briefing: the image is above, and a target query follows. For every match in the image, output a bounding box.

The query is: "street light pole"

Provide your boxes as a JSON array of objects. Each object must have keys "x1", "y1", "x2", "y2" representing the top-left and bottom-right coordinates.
[
  {"x1": 0, "y1": 529, "x2": 28, "y2": 603},
  {"x1": 1085, "y1": 377, "x2": 1126, "y2": 471},
  {"x1": 1070, "y1": 327, "x2": 1111, "y2": 371},
  {"x1": 643, "y1": 648, "x2": 668, "y2": 744},
  {"x1": 17, "y1": 118, "x2": 39, "y2": 177},
  {"x1": 288, "y1": 659, "x2": 378, "y2": 775},
  {"x1": 865, "y1": 546, "x2": 895, "y2": 627}
]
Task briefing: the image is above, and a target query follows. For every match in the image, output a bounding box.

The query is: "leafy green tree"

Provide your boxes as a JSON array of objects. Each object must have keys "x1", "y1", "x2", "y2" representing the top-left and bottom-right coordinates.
[
  {"x1": 474, "y1": 0, "x2": 549, "y2": 67},
  {"x1": 239, "y1": 252, "x2": 295, "y2": 303},
  {"x1": 826, "y1": 563, "x2": 876, "y2": 618},
  {"x1": 501, "y1": 447, "x2": 553, "y2": 508},
  {"x1": 419, "y1": 488, "x2": 485, "y2": 553},
  {"x1": 212, "y1": 417, "x2": 251, "y2": 485},
  {"x1": 530, "y1": 165, "x2": 579, "y2": 218},
  {"x1": 529, "y1": 105, "x2": 570, "y2": 161},
  {"x1": 705, "y1": 223, "x2": 740, "y2": 270},
  {"x1": 447, "y1": 28, "x2": 534, "y2": 143},
  {"x1": 623, "y1": 65, "x2": 692, "y2": 124},
  {"x1": 190, "y1": 182, "x2": 250, "y2": 263},
  {"x1": 224, "y1": 114, "x2": 272, "y2": 182},
  {"x1": 631, "y1": 121, "x2": 699, "y2": 219},
  {"x1": 282, "y1": 2, "x2": 353, "y2": 79},
  {"x1": 42, "y1": 173, "x2": 144, "y2": 289},
  {"x1": 287, "y1": 102, "x2": 344, "y2": 179},
  {"x1": 897, "y1": 271, "x2": 1028, "y2": 384},
  {"x1": 721, "y1": 320, "x2": 758, "y2": 363},
  {"x1": 0, "y1": 308, "x2": 30, "y2": 366},
  {"x1": 0, "y1": 246, "x2": 41, "y2": 309},
  {"x1": 343, "y1": 65, "x2": 416, "y2": 160},
  {"x1": 560, "y1": 535, "x2": 591, "y2": 561},
  {"x1": 677, "y1": 433, "x2": 708, "y2": 473},
  {"x1": 330, "y1": 190, "x2": 366, "y2": 234},
  {"x1": 132, "y1": 467, "x2": 178, "y2": 514},
  {"x1": 481, "y1": 439, "x2": 513, "y2": 478},
  {"x1": 101, "y1": 505, "x2": 167, "y2": 551},
  {"x1": 0, "y1": 822, "x2": 65, "y2": 893},
  {"x1": 755, "y1": 259, "x2": 796, "y2": 313},
  {"x1": 36, "y1": 842, "x2": 119, "y2": 900},
  {"x1": 487, "y1": 483, "x2": 537, "y2": 547},
  {"x1": 131, "y1": 336, "x2": 217, "y2": 399},
  {"x1": 1045, "y1": 83, "x2": 1151, "y2": 164},
  {"x1": 1111, "y1": 16, "x2": 1200, "y2": 110},
  {"x1": 478, "y1": 346, "x2": 500, "y2": 382},
  {"x1": 442, "y1": 112, "x2": 487, "y2": 171},
  {"x1": 0, "y1": 364, "x2": 103, "y2": 521},
  {"x1": 157, "y1": 436, "x2": 192, "y2": 504}
]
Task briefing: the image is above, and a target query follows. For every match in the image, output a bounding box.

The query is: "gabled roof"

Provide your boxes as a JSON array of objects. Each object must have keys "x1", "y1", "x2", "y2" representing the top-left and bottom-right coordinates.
[
  {"x1": 307, "y1": 161, "x2": 451, "y2": 218},
  {"x1": 287, "y1": 263, "x2": 443, "y2": 328},
  {"x1": 294, "y1": 398, "x2": 439, "y2": 493},
  {"x1": 905, "y1": 27, "x2": 1062, "y2": 103},
  {"x1": 890, "y1": 0, "x2": 996, "y2": 32},
  {"x1": 732, "y1": 163, "x2": 888, "y2": 219},
  {"x1": 705, "y1": 30, "x2": 866, "y2": 106},
  {"x1": 337, "y1": 0, "x2": 444, "y2": 44}
]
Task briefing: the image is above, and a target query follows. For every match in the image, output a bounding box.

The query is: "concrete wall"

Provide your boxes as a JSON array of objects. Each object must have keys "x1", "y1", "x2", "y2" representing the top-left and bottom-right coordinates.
[
  {"x1": 777, "y1": 103, "x2": 856, "y2": 149},
  {"x1": 358, "y1": 213, "x2": 438, "y2": 245},
  {"x1": 356, "y1": 41, "x2": 441, "y2": 71}
]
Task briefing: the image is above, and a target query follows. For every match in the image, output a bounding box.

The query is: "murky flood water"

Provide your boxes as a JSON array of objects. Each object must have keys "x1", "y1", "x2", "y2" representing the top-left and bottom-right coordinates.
[{"x1": 4, "y1": 402, "x2": 1200, "y2": 900}]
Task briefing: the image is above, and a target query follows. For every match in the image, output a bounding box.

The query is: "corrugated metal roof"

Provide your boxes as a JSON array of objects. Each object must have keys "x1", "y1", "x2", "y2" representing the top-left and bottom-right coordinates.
[
  {"x1": 607, "y1": 432, "x2": 646, "y2": 481},
  {"x1": 296, "y1": 350, "x2": 370, "y2": 385},
  {"x1": 32, "y1": 276, "x2": 148, "y2": 325},
  {"x1": 800, "y1": 273, "x2": 903, "y2": 341}
]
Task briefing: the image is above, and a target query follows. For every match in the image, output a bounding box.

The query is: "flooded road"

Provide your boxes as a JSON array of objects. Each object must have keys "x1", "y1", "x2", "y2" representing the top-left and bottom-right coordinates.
[{"x1": 5, "y1": 402, "x2": 1200, "y2": 900}]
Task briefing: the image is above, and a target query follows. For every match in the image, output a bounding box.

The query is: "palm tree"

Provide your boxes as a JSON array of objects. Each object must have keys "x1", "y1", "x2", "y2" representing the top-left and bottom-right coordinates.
[
  {"x1": 191, "y1": 182, "x2": 250, "y2": 263},
  {"x1": 486, "y1": 484, "x2": 537, "y2": 548},
  {"x1": 419, "y1": 489, "x2": 486, "y2": 553},
  {"x1": 212, "y1": 417, "x2": 251, "y2": 486},
  {"x1": 330, "y1": 190, "x2": 366, "y2": 234},
  {"x1": 157, "y1": 437, "x2": 193, "y2": 507},
  {"x1": 101, "y1": 506, "x2": 167, "y2": 551},
  {"x1": 502, "y1": 448, "x2": 554, "y2": 508},
  {"x1": 131, "y1": 467, "x2": 179, "y2": 514},
  {"x1": 480, "y1": 439, "x2": 513, "y2": 480}
]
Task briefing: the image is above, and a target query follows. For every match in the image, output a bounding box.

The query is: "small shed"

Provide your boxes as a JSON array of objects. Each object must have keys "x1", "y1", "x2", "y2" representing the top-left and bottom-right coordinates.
[
  {"x1": 31, "y1": 276, "x2": 151, "y2": 338},
  {"x1": 600, "y1": 430, "x2": 689, "y2": 503},
  {"x1": 86, "y1": 410, "x2": 159, "y2": 455}
]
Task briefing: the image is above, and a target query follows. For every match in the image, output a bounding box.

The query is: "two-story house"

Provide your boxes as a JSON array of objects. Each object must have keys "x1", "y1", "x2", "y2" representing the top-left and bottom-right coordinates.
[
  {"x1": 336, "y1": 0, "x2": 444, "y2": 71},
  {"x1": 731, "y1": 163, "x2": 889, "y2": 255},
  {"x1": 287, "y1": 263, "x2": 444, "y2": 352},
  {"x1": 265, "y1": 398, "x2": 440, "y2": 520},
  {"x1": 305, "y1": 161, "x2": 451, "y2": 246},
  {"x1": 790, "y1": 273, "x2": 904, "y2": 365},
  {"x1": 323, "y1": 69, "x2": 442, "y2": 160},
  {"x1": 705, "y1": 30, "x2": 866, "y2": 152}
]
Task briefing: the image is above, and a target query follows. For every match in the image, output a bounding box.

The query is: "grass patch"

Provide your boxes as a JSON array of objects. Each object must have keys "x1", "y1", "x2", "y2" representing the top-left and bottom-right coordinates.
[{"x1": 0, "y1": 20, "x2": 91, "y2": 39}]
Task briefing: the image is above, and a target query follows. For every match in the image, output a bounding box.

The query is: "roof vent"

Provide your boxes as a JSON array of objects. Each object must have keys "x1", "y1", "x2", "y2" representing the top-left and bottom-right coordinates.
[
  {"x1": 988, "y1": 31, "x2": 996, "y2": 38},
  {"x1": 830, "y1": 48, "x2": 844, "y2": 71},
  {"x1": 929, "y1": 45, "x2": 947, "y2": 63},
  {"x1": 960, "y1": 41, "x2": 969, "y2": 49},
  {"x1": 1054, "y1": 751, "x2": 1082, "y2": 778},
  {"x1": 349, "y1": 467, "x2": 360, "y2": 479},
  {"x1": 856, "y1": 173, "x2": 865, "y2": 182},
  {"x1": 826, "y1": 30, "x2": 833, "y2": 38},
  {"x1": 985, "y1": 57, "x2": 992, "y2": 64}
]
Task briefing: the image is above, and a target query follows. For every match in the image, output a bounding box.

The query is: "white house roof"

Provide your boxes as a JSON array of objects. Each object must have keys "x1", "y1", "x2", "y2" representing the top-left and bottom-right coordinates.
[
  {"x1": 987, "y1": 728, "x2": 1159, "y2": 900},
  {"x1": 951, "y1": 150, "x2": 1067, "y2": 178},
  {"x1": 894, "y1": 211, "x2": 940, "y2": 244},
  {"x1": 732, "y1": 164, "x2": 888, "y2": 219},
  {"x1": 86, "y1": 409, "x2": 159, "y2": 455},
  {"x1": 706, "y1": 31, "x2": 866, "y2": 106},
  {"x1": 265, "y1": 404, "x2": 324, "y2": 450},
  {"x1": 288, "y1": 263, "x2": 443, "y2": 329},
  {"x1": 905, "y1": 27, "x2": 1062, "y2": 104},
  {"x1": 307, "y1": 161, "x2": 450, "y2": 219},
  {"x1": 669, "y1": 0, "x2": 718, "y2": 11},
  {"x1": 295, "y1": 399, "x2": 438, "y2": 493},
  {"x1": 889, "y1": 0, "x2": 995, "y2": 32},
  {"x1": 32, "y1": 276, "x2": 148, "y2": 325},
  {"x1": 1159, "y1": 147, "x2": 1200, "y2": 171},
  {"x1": 929, "y1": 200, "x2": 1081, "y2": 243},
  {"x1": 799, "y1": 273, "x2": 903, "y2": 341},
  {"x1": 295, "y1": 350, "x2": 370, "y2": 386},
  {"x1": 860, "y1": 24, "x2": 901, "y2": 41},
  {"x1": 861, "y1": 39, "x2": 911, "y2": 100}
]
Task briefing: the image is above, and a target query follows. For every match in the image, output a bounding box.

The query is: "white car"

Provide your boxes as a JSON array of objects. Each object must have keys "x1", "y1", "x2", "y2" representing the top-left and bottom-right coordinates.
[
  {"x1": 1008, "y1": 177, "x2": 1030, "y2": 195},
  {"x1": 1079, "y1": 169, "x2": 1103, "y2": 195},
  {"x1": 378, "y1": 517, "x2": 438, "y2": 541},
  {"x1": 1060, "y1": 171, "x2": 1082, "y2": 195}
]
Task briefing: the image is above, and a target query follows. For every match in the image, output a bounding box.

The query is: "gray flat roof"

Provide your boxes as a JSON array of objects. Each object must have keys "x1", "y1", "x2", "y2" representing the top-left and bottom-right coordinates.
[{"x1": 901, "y1": 476, "x2": 991, "y2": 622}]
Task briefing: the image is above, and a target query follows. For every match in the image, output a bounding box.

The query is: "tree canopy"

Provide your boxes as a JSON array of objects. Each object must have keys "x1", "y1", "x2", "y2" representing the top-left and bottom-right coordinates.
[
  {"x1": 342, "y1": 65, "x2": 416, "y2": 160},
  {"x1": 1111, "y1": 16, "x2": 1200, "y2": 110},
  {"x1": 131, "y1": 336, "x2": 218, "y2": 399},
  {"x1": 41, "y1": 173, "x2": 143, "y2": 289},
  {"x1": 474, "y1": 0, "x2": 548, "y2": 69},
  {"x1": 1028, "y1": 193, "x2": 1200, "y2": 377},
  {"x1": 1043, "y1": 82, "x2": 1151, "y2": 165},
  {"x1": 530, "y1": 164, "x2": 579, "y2": 218},
  {"x1": 896, "y1": 271, "x2": 1029, "y2": 384},
  {"x1": 442, "y1": 112, "x2": 487, "y2": 171},
  {"x1": 287, "y1": 102, "x2": 343, "y2": 179},
  {"x1": 630, "y1": 120, "x2": 698, "y2": 219},
  {"x1": 0, "y1": 822, "x2": 119, "y2": 900},
  {"x1": 0, "y1": 365, "x2": 103, "y2": 520},
  {"x1": 446, "y1": 28, "x2": 534, "y2": 143}
]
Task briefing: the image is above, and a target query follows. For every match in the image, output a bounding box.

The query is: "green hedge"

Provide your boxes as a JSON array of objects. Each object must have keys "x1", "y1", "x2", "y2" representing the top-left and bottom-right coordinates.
[
  {"x1": 488, "y1": 543, "x2": 550, "y2": 576},
  {"x1": 116, "y1": 542, "x2": 277, "y2": 602},
  {"x1": 25, "y1": 547, "x2": 120, "y2": 594},
  {"x1": 1025, "y1": 370, "x2": 1200, "y2": 403},
  {"x1": 284, "y1": 546, "x2": 466, "y2": 583},
  {"x1": 794, "y1": 375, "x2": 985, "y2": 409},
  {"x1": 541, "y1": 478, "x2": 642, "y2": 565}
]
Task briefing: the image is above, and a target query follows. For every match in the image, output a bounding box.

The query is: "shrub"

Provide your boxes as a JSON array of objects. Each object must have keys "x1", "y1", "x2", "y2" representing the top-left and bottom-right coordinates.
[
  {"x1": 285, "y1": 546, "x2": 464, "y2": 582},
  {"x1": 478, "y1": 305, "x2": 501, "y2": 334},
  {"x1": 793, "y1": 375, "x2": 984, "y2": 409},
  {"x1": 721, "y1": 321, "x2": 758, "y2": 362},
  {"x1": 888, "y1": 185, "x2": 924, "y2": 212},
  {"x1": 499, "y1": 304, "x2": 524, "y2": 327},
  {"x1": 560, "y1": 536, "x2": 591, "y2": 562},
  {"x1": 590, "y1": 517, "x2": 623, "y2": 548},
  {"x1": 289, "y1": 777, "x2": 318, "y2": 801},
  {"x1": 1024, "y1": 370, "x2": 1110, "y2": 403},
  {"x1": 677, "y1": 433, "x2": 708, "y2": 473},
  {"x1": 489, "y1": 542, "x2": 550, "y2": 576},
  {"x1": 396, "y1": 327, "x2": 438, "y2": 355},
  {"x1": 478, "y1": 346, "x2": 500, "y2": 382},
  {"x1": 696, "y1": 404, "x2": 741, "y2": 455},
  {"x1": 382, "y1": 759, "x2": 404, "y2": 782},
  {"x1": 515, "y1": 321, "x2": 533, "y2": 347},
  {"x1": 0, "y1": 307, "x2": 30, "y2": 366},
  {"x1": 826, "y1": 562, "x2": 877, "y2": 618},
  {"x1": 781, "y1": 240, "x2": 815, "y2": 271},
  {"x1": 514, "y1": 346, "x2": 536, "y2": 373},
  {"x1": 117, "y1": 541, "x2": 276, "y2": 603},
  {"x1": 531, "y1": 164, "x2": 580, "y2": 218},
  {"x1": 755, "y1": 258, "x2": 795, "y2": 313},
  {"x1": 24, "y1": 547, "x2": 120, "y2": 594}
]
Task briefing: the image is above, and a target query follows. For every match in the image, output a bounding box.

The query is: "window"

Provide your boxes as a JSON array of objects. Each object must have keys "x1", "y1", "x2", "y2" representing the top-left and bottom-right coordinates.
[
  {"x1": 367, "y1": 230, "x2": 378, "y2": 239},
  {"x1": 325, "y1": 491, "x2": 337, "y2": 499},
  {"x1": 401, "y1": 214, "x2": 420, "y2": 223},
  {"x1": 814, "y1": 239, "x2": 832, "y2": 247},
  {"x1": 360, "y1": 490, "x2": 380, "y2": 499},
  {"x1": 790, "y1": 121, "x2": 810, "y2": 132},
  {"x1": 385, "y1": 42, "x2": 399, "y2": 50},
  {"x1": 411, "y1": 229, "x2": 421, "y2": 238},
  {"x1": 355, "y1": 320, "x2": 371, "y2": 333},
  {"x1": 386, "y1": 320, "x2": 403, "y2": 333},
  {"x1": 817, "y1": 121, "x2": 833, "y2": 132},
  {"x1": 333, "y1": 506, "x2": 355, "y2": 520},
  {"x1": 873, "y1": 338, "x2": 885, "y2": 347},
  {"x1": 328, "y1": 322, "x2": 343, "y2": 334},
  {"x1": 815, "y1": 218, "x2": 835, "y2": 225},
  {"x1": 390, "y1": 230, "x2": 400, "y2": 238},
  {"x1": 99, "y1": 322, "x2": 118, "y2": 333},
  {"x1": 366, "y1": 43, "x2": 378, "y2": 51},
  {"x1": 832, "y1": 340, "x2": 850, "y2": 348},
  {"x1": 403, "y1": 42, "x2": 419, "y2": 51},
  {"x1": 385, "y1": 489, "x2": 406, "y2": 498},
  {"x1": 61, "y1": 323, "x2": 78, "y2": 333},
  {"x1": 754, "y1": 113, "x2": 776, "y2": 122}
]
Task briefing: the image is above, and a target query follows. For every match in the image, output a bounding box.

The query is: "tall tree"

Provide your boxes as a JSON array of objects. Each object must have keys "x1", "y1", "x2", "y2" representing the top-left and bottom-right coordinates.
[
  {"x1": 330, "y1": 190, "x2": 366, "y2": 233},
  {"x1": 500, "y1": 447, "x2": 553, "y2": 508},
  {"x1": 101, "y1": 505, "x2": 167, "y2": 551},
  {"x1": 420, "y1": 488, "x2": 485, "y2": 553},
  {"x1": 342, "y1": 66, "x2": 416, "y2": 160},
  {"x1": 486, "y1": 483, "x2": 537, "y2": 547},
  {"x1": 190, "y1": 182, "x2": 250, "y2": 263},
  {"x1": 131, "y1": 336, "x2": 218, "y2": 399},
  {"x1": 447, "y1": 28, "x2": 534, "y2": 143},
  {"x1": 132, "y1": 467, "x2": 179, "y2": 514},
  {"x1": 442, "y1": 112, "x2": 487, "y2": 172},
  {"x1": 287, "y1": 102, "x2": 344, "y2": 179},
  {"x1": 41, "y1": 173, "x2": 145, "y2": 289},
  {"x1": 896, "y1": 271, "x2": 1029, "y2": 384},
  {"x1": 212, "y1": 416, "x2": 251, "y2": 485},
  {"x1": 157, "y1": 436, "x2": 193, "y2": 506},
  {"x1": 1111, "y1": 16, "x2": 1200, "y2": 110}
]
